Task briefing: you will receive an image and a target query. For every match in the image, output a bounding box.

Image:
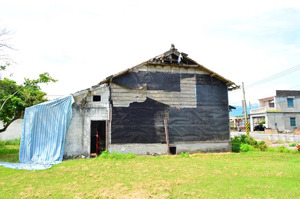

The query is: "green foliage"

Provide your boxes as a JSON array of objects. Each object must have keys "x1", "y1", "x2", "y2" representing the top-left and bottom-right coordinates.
[
  {"x1": 98, "y1": 150, "x2": 136, "y2": 160},
  {"x1": 178, "y1": 152, "x2": 190, "y2": 158},
  {"x1": 0, "y1": 72, "x2": 56, "y2": 131},
  {"x1": 0, "y1": 138, "x2": 20, "y2": 146},
  {"x1": 277, "y1": 146, "x2": 293, "y2": 153},
  {"x1": 289, "y1": 143, "x2": 296, "y2": 147},
  {"x1": 231, "y1": 135, "x2": 266, "y2": 152},
  {"x1": 258, "y1": 141, "x2": 267, "y2": 151},
  {"x1": 240, "y1": 144, "x2": 254, "y2": 152},
  {"x1": 259, "y1": 119, "x2": 265, "y2": 125},
  {"x1": 275, "y1": 146, "x2": 299, "y2": 153},
  {"x1": 231, "y1": 136, "x2": 242, "y2": 152}
]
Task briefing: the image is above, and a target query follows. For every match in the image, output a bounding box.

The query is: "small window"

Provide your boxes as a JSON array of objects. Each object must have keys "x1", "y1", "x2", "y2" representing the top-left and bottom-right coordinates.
[
  {"x1": 269, "y1": 100, "x2": 274, "y2": 108},
  {"x1": 290, "y1": 117, "x2": 296, "y2": 127},
  {"x1": 287, "y1": 98, "x2": 294, "y2": 108},
  {"x1": 93, "y1": 95, "x2": 101, "y2": 102}
]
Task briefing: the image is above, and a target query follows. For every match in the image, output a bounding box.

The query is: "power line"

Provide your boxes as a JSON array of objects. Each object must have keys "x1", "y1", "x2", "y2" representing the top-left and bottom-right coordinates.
[{"x1": 246, "y1": 63, "x2": 300, "y2": 89}]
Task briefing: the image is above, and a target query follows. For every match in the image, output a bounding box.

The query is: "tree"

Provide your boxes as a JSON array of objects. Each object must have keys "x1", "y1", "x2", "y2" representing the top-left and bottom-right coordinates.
[
  {"x1": 0, "y1": 28, "x2": 57, "y2": 132},
  {"x1": 0, "y1": 28, "x2": 12, "y2": 80},
  {"x1": 0, "y1": 72, "x2": 57, "y2": 132}
]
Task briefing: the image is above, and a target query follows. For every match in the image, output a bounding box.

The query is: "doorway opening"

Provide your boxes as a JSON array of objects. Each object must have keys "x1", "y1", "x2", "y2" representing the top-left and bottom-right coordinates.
[{"x1": 90, "y1": 121, "x2": 106, "y2": 157}]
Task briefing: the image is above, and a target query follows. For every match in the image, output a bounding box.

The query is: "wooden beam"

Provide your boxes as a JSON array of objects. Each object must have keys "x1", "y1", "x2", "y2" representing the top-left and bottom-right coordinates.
[{"x1": 164, "y1": 118, "x2": 170, "y2": 155}]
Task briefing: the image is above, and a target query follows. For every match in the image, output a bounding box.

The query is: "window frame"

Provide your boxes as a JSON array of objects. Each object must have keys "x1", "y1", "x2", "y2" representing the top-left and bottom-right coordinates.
[
  {"x1": 93, "y1": 95, "x2": 101, "y2": 102},
  {"x1": 290, "y1": 117, "x2": 296, "y2": 127},
  {"x1": 287, "y1": 98, "x2": 294, "y2": 108}
]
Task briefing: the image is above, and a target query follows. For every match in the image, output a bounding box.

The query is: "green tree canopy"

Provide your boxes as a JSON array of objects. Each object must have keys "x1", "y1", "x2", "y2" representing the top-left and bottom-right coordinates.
[{"x1": 0, "y1": 72, "x2": 57, "y2": 132}]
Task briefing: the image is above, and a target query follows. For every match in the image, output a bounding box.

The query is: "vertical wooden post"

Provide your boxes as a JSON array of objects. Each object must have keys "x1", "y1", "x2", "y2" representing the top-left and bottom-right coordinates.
[{"x1": 164, "y1": 118, "x2": 170, "y2": 155}]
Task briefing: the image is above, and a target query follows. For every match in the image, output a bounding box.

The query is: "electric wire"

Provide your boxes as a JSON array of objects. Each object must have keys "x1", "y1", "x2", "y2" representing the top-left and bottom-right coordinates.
[{"x1": 246, "y1": 63, "x2": 300, "y2": 89}]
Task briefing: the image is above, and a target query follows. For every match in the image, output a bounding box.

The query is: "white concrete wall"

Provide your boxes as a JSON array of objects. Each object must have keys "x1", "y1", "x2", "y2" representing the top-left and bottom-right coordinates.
[
  {"x1": 266, "y1": 112, "x2": 300, "y2": 132},
  {"x1": 109, "y1": 142, "x2": 231, "y2": 155},
  {"x1": 64, "y1": 84, "x2": 110, "y2": 157},
  {"x1": 275, "y1": 96, "x2": 300, "y2": 112},
  {"x1": 0, "y1": 119, "x2": 23, "y2": 141}
]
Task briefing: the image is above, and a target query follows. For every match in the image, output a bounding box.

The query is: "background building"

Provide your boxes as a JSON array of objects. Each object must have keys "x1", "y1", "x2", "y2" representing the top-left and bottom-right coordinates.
[{"x1": 250, "y1": 90, "x2": 300, "y2": 132}]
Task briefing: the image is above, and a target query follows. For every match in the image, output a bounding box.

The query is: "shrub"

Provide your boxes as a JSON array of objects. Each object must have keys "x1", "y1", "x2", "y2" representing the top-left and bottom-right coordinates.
[
  {"x1": 249, "y1": 137, "x2": 258, "y2": 148},
  {"x1": 231, "y1": 136, "x2": 242, "y2": 153},
  {"x1": 258, "y1": 141, "x2": 267, "y2": 151},
  {"x1": 240, "y1": 144, "x2": 254, "y2": 152},
  {"x1": 232, "y1": 143, "x2": 241, "y2": 153},
  {"x1": 277, "y1": 146, "x2": 286, "y2": 152},
  {"x1": 240, "y1": 134, "x2": 248, "y2": 144},
  {"x1": 231, "y1": 135, "x2": 268, "y2": 152},
  {"x1": 289, "y1": 143, "x2": 296, "y2": 147}
]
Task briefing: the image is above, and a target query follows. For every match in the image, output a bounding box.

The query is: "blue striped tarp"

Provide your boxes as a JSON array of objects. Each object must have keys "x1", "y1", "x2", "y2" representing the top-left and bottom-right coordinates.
[{"x1": 0, "y1": 95, "x2": 74, "y2": 170}]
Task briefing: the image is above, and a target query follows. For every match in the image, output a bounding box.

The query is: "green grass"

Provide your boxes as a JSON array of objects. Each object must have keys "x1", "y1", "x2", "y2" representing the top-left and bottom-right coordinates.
[
  {"x1": 0, "y1": 145, "x2": 19, "y2": 163},
  {"x1": 0, "y1": 148, "x2": 299, "y2": 198}
]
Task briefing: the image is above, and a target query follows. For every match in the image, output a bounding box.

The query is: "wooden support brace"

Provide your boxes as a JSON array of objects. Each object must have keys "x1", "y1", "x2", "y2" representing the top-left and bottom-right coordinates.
[{"x1": 164, "y1": 118, "x2": 170, "y2": 155}]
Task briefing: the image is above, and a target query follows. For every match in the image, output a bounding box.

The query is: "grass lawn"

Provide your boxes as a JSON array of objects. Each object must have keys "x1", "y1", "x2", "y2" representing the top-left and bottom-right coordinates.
[{"x1": 0, "y1": 147, "x2": 299, "y2": 198}]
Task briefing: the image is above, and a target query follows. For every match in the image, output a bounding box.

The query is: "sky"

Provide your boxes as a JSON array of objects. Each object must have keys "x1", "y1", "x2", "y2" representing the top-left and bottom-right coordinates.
[{"x1": 0, "y1": 0, "x2": 300, "y2": 106}]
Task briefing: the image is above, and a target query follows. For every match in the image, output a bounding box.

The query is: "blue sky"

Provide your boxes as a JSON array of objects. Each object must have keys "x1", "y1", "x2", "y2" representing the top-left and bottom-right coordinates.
[{"x1": 0, "y1": 0, "x2": 300, "y2": 106}]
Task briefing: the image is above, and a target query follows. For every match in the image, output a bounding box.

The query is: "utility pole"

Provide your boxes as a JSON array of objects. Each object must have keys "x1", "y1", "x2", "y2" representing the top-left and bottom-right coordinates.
[{"x1": 242, "y1": 82, "x2": 250, "y2": 136}]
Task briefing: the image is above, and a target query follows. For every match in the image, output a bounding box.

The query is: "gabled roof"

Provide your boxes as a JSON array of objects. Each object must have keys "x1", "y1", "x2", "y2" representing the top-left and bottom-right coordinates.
[{"x1": 99, "y1": 45, "x2": 239, "y2": 91}]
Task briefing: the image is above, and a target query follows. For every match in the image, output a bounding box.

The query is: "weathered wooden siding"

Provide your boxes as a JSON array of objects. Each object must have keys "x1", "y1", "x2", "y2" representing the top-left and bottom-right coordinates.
[{"x1": 111, "y1": 64, "x2": 209, "y2": 108}]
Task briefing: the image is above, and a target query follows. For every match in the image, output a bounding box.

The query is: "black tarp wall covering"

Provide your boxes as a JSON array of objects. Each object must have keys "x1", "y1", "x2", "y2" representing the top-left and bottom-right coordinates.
[{"x1": 111, "y1": 72, "x2": 229, "y2": 144}]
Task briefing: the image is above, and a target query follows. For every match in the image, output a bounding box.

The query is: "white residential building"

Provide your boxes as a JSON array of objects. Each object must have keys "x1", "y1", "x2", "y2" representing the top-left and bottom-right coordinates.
[{"x1": 250, "y1": 90, "x2": 300, "y2": 132}]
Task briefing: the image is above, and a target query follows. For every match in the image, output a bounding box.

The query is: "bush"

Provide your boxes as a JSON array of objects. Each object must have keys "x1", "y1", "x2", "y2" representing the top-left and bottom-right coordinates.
[
  {"x1": 249, "y1": 137, "x2": 258, "y2": 148},
  {"x1": 240, "y1": 134, "x2": 248, "y2": 144},
  {"x1": 232, "y1": 143, "x2": 241, "y2": 153},
  {"x1": 258, "y1": 141, "x2": 267, "y2": 151},
  {"x1": 289, "y1": 143, "x2": 296, "y2": 147},
  {"x1": 231, "y1": 135, "x2": 267, "y2": 152},
  {"x1": 240, "y1": 144, "x2": 254, "y2": 152},
  {"x1": 231, "y1": 136, "x2": 242, "y2": 153},
  {"x1": 277, "y1": 146, "x2": 286, "y2": 152}
]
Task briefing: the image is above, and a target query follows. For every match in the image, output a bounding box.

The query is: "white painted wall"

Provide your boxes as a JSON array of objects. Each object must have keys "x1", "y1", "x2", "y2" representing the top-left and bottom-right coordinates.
[
  {"x1": 0, "y1": 119, "x2": 23, "y2": 141},
  {"x1": 64, "y1": 84, "x2": 110, "y2": 157}
]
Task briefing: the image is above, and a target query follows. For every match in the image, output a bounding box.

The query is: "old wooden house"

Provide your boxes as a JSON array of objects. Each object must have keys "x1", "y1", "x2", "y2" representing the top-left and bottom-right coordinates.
[{"x1": 64, "y1": 45, "x2": 239, "y2": 157}]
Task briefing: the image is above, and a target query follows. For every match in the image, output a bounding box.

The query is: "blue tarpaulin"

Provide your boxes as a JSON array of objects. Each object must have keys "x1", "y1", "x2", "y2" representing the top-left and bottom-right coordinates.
[{"x1": 0, "y1": 95, "x2": 74, "y2": 170}]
